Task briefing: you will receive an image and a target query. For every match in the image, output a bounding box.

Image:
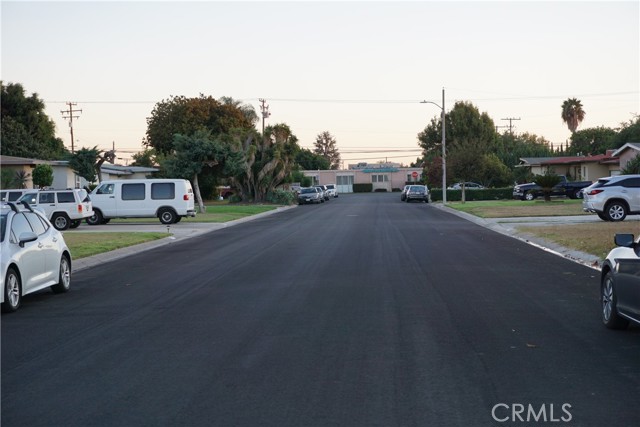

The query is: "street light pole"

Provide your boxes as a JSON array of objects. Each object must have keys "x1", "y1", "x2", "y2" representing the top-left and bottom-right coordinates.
[
  {"x1": 421, "y1": 87, "x2": 447, "y2": 204},
  {"x1": 441, "y1": 87, "x2": 446, "y2": 205}
]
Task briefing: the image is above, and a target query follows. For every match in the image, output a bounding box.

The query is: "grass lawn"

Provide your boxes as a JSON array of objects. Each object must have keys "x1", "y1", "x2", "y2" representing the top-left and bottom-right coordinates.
[
  {"x1": 446, "y1": 199, "x2": 588, "y2": 218},
  {"x1": 63, "y1": 232, "x2": 169, "y2": 259},
  {"x1": 517, "y1": 222, "x2": 640, "y2": 260}
]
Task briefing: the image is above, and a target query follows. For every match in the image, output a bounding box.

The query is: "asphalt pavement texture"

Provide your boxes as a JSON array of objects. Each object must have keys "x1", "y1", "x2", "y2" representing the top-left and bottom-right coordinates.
[{"x1": 2, "y1": 193, "x2": 639, "y2": 427}]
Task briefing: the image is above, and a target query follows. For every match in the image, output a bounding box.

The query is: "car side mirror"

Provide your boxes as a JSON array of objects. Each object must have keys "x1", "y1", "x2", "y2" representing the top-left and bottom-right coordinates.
[
  {"x1": 614, "y1": 233, "x2": 635, "y2": 248},
  {"x1": 18, "y1": 231, "x2": 38, "y2": 247}
]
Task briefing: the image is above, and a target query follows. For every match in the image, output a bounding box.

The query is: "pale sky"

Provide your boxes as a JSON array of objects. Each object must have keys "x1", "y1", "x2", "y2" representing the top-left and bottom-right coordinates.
[{"x1": 2, "y1": 0, "x2": 638, "y2": 167}]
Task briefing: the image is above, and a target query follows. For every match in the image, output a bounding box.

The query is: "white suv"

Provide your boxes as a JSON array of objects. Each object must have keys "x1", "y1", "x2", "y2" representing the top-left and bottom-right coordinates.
[
  {"x1": 582, "y1": 175, "x2": 640, "y2": 221},
  {"x1": 18, "y1": 189, "x2": 93, "y2": 230}
]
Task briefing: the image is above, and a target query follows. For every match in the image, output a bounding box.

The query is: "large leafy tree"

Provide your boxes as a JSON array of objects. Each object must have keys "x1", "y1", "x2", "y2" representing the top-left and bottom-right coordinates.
[
  {"x1": 567, "y1": 126, "x2": 617, "y2": 155},
  {"x1": 67, "y1": 146, "x2": 116, "y2": 183},
  {"x1": 418, "y1": 101, "x2": 497, "y2": 159},
  {"x1": 145, "y1": 94, "x2": 255, "y2": 155},
  {"x1": 1, "y1": 81, "x2": 66, "y2": 159},
  {"x1": 613, "y1": 115, "x2": 640, "y2": 148},
  {"x1": 164, "y1": 130, "x2": 225, "y2": 212},
  {"x1": 561, "y1": 98, "x2": 586, "y2": 133},
  {"x1": 313, "y1": 131, "x2": 341, "y2": 169},
  {"x1": 295, "y1": 148, "x2": 331, "y2": 170}
]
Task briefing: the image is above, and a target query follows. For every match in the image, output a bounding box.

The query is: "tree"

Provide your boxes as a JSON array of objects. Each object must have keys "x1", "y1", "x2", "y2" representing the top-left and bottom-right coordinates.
[
  {"x1": 227, "y1": 124, "x2": 301, "y2": 202},
  {"x1": 12, "y1": 170, "x2": 31, "y2": 189},
  {"x1": 0, "y1": 81, "x2": 66, "y2": 159},
  {"x1": 313, "y1": 131, "x2": 341, "y2": 169},
  {"x1": 621, "y1": 155, "x2": 640, "y2": 174},
  {"x1": 32, "y1": 164, "x2": 54, "y2": 189},
  {"x1": 295, "y1": 148, "x2": 331, "y2": 170},
  {"x1": 164, "y1": 130, "x2": 223, "y2": 213},
  {"x1": 613, "y1": 115, "x2": 640, "y2": 148},
  {"x1": 479, "y1": 153, "x2": 512, "y2": 188},
  {"x1": 145, "y1": 94, "x2": 255, "y2": 155},
  {"x1": 567, "y1": 126, "x2": 617, "y2": 155},
  {"x1": 67, "y1": 147, "x2": 100, "y2": 183},
  {"x1": 561, "y1": 98, "x2": 586, "y2": 133},
  {"x1": 448, "y1": 140, "x2": 484, "y2": 202}
]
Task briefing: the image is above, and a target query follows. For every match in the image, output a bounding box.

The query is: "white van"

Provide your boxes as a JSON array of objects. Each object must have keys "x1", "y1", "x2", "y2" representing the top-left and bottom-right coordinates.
[{"x1": 87, "y1": 179, "x2": 196, "y2": 225}]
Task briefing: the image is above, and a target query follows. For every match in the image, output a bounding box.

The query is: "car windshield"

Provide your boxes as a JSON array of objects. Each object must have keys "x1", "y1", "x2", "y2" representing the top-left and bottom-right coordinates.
[
  {"x1": 300, "y1": 188, "x2": 316, "y2": 194},
  {"x1": 409, "y1": 186, "x2": 424, "y2": 191}
]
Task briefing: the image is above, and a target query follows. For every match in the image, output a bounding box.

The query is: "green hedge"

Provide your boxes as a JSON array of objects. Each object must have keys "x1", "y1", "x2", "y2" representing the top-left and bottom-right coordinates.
[
  {"x1": 429, "y1": 187, "x2": 513, "y2": 202},
  {"x1": 353, "y1": 183, "x2": 373, "y2": 193}
]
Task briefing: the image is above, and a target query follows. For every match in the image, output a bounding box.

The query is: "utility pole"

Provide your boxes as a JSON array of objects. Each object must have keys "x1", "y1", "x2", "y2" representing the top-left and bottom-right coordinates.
[
  {"x1": 61, "y1": 102, "x2": 82, "y2": 153},
  {"x1": 495, "y1": 125, "x2": 510, "y2": 133},
  {"x1": 501, "y1": 117, "x2": 521, "y2": 134},
  {"x1": 258, "y1": 98, "x2": 271, "y2": 139}
]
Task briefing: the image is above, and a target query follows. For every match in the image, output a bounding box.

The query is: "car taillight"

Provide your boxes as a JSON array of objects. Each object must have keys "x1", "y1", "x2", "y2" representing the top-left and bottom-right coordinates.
[
  {"x1": 183, "y1": 194, "x2": 190, "y2": 200},
  {"x1": 77, "y1": 204, "x2": 83, "y2": 212},
  {"x1": 587, "y1": 189, "x2": 604, "y2": 196}
]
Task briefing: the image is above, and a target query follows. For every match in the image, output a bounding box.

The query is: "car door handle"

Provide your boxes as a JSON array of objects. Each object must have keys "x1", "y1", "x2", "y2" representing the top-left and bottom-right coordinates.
[{"x1": 109, "y1": 196, "x2": 115, "y2": 198}]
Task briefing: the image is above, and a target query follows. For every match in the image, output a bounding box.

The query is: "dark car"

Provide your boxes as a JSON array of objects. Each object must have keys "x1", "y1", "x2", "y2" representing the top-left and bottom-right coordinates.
[
  {"x1": 600, "y1": 233, "x2": 640, "y2": 329},
  {"x1": 298, "y1": 187, "x2": 323, "y2": 205},
  {"x1": 405, "y1": 185, "x2": 430, "y2": 203}
]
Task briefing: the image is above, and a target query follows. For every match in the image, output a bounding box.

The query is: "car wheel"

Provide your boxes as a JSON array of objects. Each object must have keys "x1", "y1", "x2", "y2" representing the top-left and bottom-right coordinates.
[
  {"x1": 596, "y1": 212, "x2": 609, "y2": 221},
  {"x1": 51, "y1": 213, "x2": 71, "y2": 231},
  {"x1": 51, "y1": 255, "x2": 71, "y2": 294},
  {"x1": 159, "y1": 208, "x2": 177, "y2": 224},
  {"x1": 524, "y1": 192, "x2": 535, "y2": 201},
  {"x1": 2, "y1": 267, "x2": 21, "y2": 313},
  {"x1": 87, "y1": 210, "x2": 104, "y2": 226},
  {"x1": 174, "y1": 216, "x2": 182, "y2": 223},
  {"x1": 601, "y1": 271, "x2": 629, "y2": 329},
  {"x1": 102, "y1": 218, "x2": 110, "y2": 224},
  {"x1": 70, "y1": 219, "x2": 82, "y2": 229},
  {"x1": 604, "y1": 201, "x2": 627, "y2": 222}
]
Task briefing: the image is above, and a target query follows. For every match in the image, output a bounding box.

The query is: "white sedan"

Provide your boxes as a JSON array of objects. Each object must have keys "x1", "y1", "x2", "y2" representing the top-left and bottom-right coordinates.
[{"x1": 1, "y1": 202, "x2": 72, "y2": 313}]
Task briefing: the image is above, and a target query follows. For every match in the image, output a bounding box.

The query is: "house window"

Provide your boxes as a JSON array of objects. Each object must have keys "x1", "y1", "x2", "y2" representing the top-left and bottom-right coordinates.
[
  {"x1": 337, "y1": 175, "x2": 353, "y2": 185},
  {"x1": 371, "y1": 174, "x2": 388, "y2": 183}
]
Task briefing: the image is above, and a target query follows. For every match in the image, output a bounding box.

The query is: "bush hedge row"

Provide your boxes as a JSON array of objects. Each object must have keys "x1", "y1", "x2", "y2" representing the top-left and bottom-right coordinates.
[{"x1": 429, "y1": 187, "x2": 514, "y2": 202}]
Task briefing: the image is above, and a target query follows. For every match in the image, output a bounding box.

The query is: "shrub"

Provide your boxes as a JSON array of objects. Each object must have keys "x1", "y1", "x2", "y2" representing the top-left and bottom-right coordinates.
[
  {"x1": 266, "y1": 189, "x2": 295, "y2": 205},
  {"x1": 430, "y1": 187, "x2": 514, "y2": 202},
  {"x1": 353, "y1": 183, "x2": 373, "y2": 193}
]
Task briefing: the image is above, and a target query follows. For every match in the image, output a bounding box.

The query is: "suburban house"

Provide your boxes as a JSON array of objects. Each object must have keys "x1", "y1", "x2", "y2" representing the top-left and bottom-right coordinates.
[
  {"x1": 516, "y1": 151, "x2": 620, "y2": 182},
  {"x1": 611, "y1": 142, "x2": 640, "y2": 171},
  {"x1": 303, "y1": 162, "x2": 423, "y2": 193},
  {"x1": 0, "y1": 155, "x2": 158, "y2": 189}
]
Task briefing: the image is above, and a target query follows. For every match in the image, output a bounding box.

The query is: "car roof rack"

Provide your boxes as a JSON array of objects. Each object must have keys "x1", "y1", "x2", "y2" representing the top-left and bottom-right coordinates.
[{"x1": 5, "y1": 202, "x2": 20, "y2": 213}]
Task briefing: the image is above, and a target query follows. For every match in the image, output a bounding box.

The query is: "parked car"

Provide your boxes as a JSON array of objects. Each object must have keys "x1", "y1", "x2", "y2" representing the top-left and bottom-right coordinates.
[
  {"x1": 513, "y1": 175, "x2": 592, "y2": 201},
  {"x1": 405, "y1": 185, "x2": 430, "y2": 203},
  {"x1": 400, "y1": 185, "x2": 411, "y2": 201},
  {"x1": 87, "y1": 179, "x2": 196, "y2": 225},
  {"x1": 600, "y1": 233, "x2": 640, "y2": 329},
  {"x1": 314, "y1": 185, "x2": 330, "y2": 201},
  {"x1": 582, "y1": 174, "x2": 640, "y2": 221},
  {"x1": 1, "y1": 202, "x2": 72, "y2": 313},
  {"x1": 0, "y1": 189, "x2": 31, "y2": 202},
  {"x1": 324, "y1": 184, "x2": 338, "y2": 198},
  {"x1": 18, "y1": 188, "x2": 93, "y2": 231},
  {"x1": 298, "y1": 187, "x2": 323, "y2": 204},
  {"x1": 447, "y1": 182, "x2": 485, "y2": 190}
]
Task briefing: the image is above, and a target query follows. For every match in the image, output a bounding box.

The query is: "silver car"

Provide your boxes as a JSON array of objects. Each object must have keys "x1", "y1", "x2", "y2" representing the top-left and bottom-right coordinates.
[
  {"x1": 298, "y1": 187, "x2": 323, "y2": 205},
  {"x1": 600, "y1": 233, "x2": 640, "y2": 329},
  {"x1": 582, "y1": 175, "x2": 640, "y2": 221}
]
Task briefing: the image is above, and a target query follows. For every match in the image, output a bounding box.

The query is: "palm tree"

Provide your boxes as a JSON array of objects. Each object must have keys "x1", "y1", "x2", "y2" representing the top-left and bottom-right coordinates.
[{"x1": 561, "y1": 98, "x2": 586, "y2": 133}]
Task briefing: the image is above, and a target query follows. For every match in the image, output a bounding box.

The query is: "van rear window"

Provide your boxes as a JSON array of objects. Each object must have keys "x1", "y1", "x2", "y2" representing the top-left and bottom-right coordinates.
[
  {"x1": 151, "y1": 183, "x2": 175, "y2": 200},
  {"x1": 122, "y1": 183, "x2": 145, "y2": 200}
]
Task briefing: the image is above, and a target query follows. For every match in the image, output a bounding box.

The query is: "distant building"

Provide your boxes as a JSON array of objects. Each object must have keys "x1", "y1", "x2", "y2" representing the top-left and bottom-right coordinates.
[{"x1": 304, "y1": 162, "x2": 423, "y2": 193}]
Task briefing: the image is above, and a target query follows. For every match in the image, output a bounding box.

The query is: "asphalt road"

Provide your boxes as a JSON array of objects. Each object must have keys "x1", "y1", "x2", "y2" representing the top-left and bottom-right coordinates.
[{"x1": 2, "y1": 193, "x2": 639, "y2": 427}]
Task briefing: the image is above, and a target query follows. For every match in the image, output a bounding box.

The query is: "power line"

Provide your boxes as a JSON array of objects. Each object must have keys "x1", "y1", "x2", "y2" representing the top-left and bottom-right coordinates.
[{"x1": 501, "y1": 117, "x2": 521, "y2": 134}]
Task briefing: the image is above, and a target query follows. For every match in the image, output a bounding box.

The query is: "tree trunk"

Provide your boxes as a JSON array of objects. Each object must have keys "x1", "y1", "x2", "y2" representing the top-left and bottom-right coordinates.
[{"x1": 192, "y1": 174, "x2": 206, "y2": 213}]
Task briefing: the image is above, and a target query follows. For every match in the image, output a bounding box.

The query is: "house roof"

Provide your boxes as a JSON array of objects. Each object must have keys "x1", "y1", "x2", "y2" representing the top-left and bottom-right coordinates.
[
  {"x1": 518, "y1": 153, "x2": 619, "y2": 167},
  {"x1": 0, "y1": 155, "x2": 49, "y2": 165},
  {"x1": 612, "y1": 142, "x2": 640, "y2": 157}
]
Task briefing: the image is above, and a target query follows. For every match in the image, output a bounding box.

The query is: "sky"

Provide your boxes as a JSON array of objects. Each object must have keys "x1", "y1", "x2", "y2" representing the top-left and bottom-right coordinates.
[{"x1": 2, "y1": 0, "x2": 639, "y2": 167}]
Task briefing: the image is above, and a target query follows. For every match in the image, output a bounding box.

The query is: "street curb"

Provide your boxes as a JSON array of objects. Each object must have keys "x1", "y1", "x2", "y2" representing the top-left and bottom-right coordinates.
[{"x1": 432, "y1": 203, "x2": 602, "y2": 271}]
